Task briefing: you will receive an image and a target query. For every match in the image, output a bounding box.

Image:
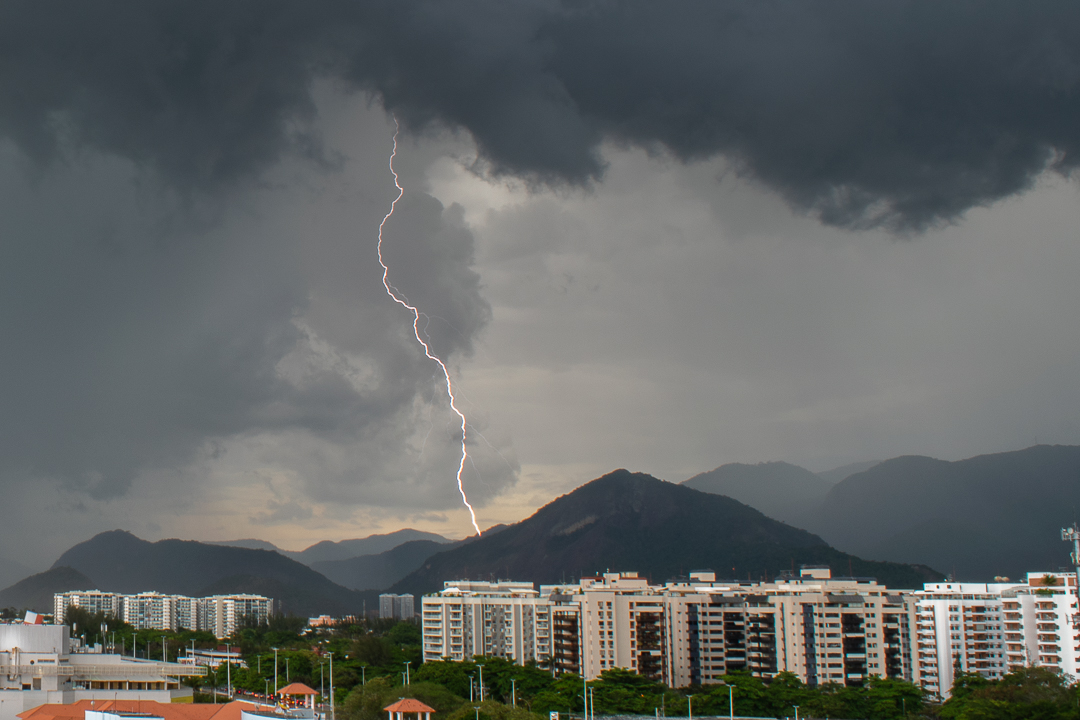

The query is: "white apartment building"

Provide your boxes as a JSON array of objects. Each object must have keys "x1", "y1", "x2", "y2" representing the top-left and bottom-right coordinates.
[
  {"x1": 54, "y1": 592, "x2": 272, "y2": 639},
  {"x1": 911, "y1": 581, "x2": 1013, "y2": 697},
  {"x1": 52, "y1": 593, "x2": 121, "y2": 624},
  {"x1": 0, "y1": 623, "x2": 202, "y2": 720},
  {"x1": 123, "y1": 593, "x2": 180, "y2": 631},
  {"x1": 422, "y1": 581, "x2": 555, "y2": 665},
  {"x1": 911, "y1": 572, "x2": 1080, "y2": 698}
]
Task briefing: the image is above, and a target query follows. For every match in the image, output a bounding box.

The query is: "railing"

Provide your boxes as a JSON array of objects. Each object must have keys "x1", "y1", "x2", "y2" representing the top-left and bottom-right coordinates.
[{"x1": 0, "y1": 664, "x2": 206, "y2": 677}]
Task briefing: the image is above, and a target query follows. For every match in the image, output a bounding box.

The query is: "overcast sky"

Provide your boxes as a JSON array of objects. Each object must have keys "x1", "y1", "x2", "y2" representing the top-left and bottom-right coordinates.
[{"x1": 2, "y1": 1, "x2": 1080, "y2": 569}]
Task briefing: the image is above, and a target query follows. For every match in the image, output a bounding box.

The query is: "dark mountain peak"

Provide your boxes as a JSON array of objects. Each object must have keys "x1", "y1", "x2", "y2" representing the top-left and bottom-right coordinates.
[
  {"x1": 390, "y1": 469, "x2": 937, "y2": 595},
  {"x1": 52, "y1": 530, "x2": 150, "y2": 570},
  {"x1": 41, "y1": 530, "x2": 364, "y2": 616},
  {"x1": 531, "y1": 470, "x2": 746, "y2": 533}
]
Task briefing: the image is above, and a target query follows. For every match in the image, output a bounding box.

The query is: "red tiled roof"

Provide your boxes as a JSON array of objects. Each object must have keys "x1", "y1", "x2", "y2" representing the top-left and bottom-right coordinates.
[
  {"x1": 383, "y1": 699, "x2": 435, "y2": 713},
  {"x1": 276, "y1": 683, "x2": 317, "y2": 696},
  {"x1": 18, "y1": 699, "x2": 261, "y2": 720}
]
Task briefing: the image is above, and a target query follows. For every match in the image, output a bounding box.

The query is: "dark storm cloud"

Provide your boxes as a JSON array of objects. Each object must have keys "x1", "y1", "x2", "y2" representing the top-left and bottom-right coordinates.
[
  {"x1": 0, "y1": 144, "x2": 492, "y2": 500},
  {"x1": 3, "y1": 1, "x2": 1080, "y2": 229}
]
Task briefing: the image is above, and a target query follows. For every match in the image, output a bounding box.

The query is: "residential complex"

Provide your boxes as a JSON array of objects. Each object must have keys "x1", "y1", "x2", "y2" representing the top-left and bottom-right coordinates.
[
  {"x1": 423, "y1": 566, "x2": 1080, "y2": 699},
  {"x1": 423, "y1": 568, "x2": 916, "y2": 689},
  {"x1": 53, "y1": 592, "x2": 273, "y2": 639}
]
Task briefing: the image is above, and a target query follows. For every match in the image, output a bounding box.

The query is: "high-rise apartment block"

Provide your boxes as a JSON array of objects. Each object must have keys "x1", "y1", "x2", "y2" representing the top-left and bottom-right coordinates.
[
  {"x1": 912, "y1": 572, "x2": 1080, "y2": 697},
  {"x1": 53, "y1": 592, "x2": 272, "y2": 638},
  {"x1": 422, "y1": 568, "x2": 916, "y2": 689},
  {"x1": 379, "y1": 593, "x2": 416, "y2": 621},
  {"x1": 423, "y1": 567, "x2": 1080, "y2": 699}
]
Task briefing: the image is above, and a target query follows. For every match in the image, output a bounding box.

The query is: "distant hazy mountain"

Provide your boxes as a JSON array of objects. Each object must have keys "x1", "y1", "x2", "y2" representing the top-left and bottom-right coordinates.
[
  {"x1": 208, "y1": 539, "x2": 284, "y2": 553},
  {"x1": 0, "y1": 566, "x2": 96, "y2": 613},
  {"x1": 290, "y1": 529, "x2": 450, "y2": 565},
  {"x1": 683, "y1": 461, "x2": 832, "y2": 525},
  {"x1": 312, "y1": 540, "x2": 447, "y2": 590},
  {"x1": 816, "y1": 460, "x2": 881, "y2": 485},
  {"x1": 390, "y1": 469, "x2": 940, "y2": 596},
  {"x1": 803, "y1": 445, "x2": 1080, "y2": 581},
  {"x1": 48, "y1": 531, "x2": 363, "y2": 616}
]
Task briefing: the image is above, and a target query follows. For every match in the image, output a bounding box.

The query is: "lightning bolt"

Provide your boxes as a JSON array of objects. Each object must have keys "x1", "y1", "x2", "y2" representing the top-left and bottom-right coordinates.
[{"x1": 378, "y1": 119, "x2": 481, "y2": 536}]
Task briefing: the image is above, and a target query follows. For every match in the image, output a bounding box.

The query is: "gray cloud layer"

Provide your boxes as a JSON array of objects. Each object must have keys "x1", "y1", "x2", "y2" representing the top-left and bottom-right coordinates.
[{"x1": 3, "y1": 1, "x2": 1080, "y2": 229}]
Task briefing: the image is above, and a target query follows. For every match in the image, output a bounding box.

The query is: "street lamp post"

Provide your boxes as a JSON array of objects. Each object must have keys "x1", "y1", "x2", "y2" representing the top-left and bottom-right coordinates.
[
  {"x1": 511, "y1": 679, "x2": 516, "y2": 708},
  {"x1": 686, "y1": 695, "x2": 694, "y2": 720},
  {"x1": 469, "y1": 675, "x2": 475, "y2": 702},
  {"x1": 273, "y1": 648, "x2": 279, "y2": 693},
  {"x1": 478, "y1": 665, "x2": 485, "y2": 702},
  {"x1": 329, "y1": 651, "x2": 335, "y2": 720},
  {"x1": 226, "y1": 643, "x2": 232, "y2": 698},
  {"x1": 161, "y1": 636, "x2": 167, "y2": 662},
  {"x1": 793, "y1": 705, "x2": 799, "y2": 720},
  {"x1": 719, "y1": 683, "x2": 733, "y2": 720},
  {"x1": 589, "y1": 687, "x2": 595, "y2": 720},
  {"x1": 404, "y1": 661, "x2": 411, "y2": 686}
]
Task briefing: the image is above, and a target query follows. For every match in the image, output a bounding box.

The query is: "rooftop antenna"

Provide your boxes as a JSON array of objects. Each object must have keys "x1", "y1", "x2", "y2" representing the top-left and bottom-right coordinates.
[{"x1": 1061, "y1": 525, "x2": 1080, "y2": 628}]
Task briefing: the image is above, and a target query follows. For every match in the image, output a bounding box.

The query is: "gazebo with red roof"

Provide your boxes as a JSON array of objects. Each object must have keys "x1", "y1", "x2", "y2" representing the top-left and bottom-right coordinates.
[
  {"x1": 384, "y1": 698, "x2": 435, "y2": 720},
  {"x1": 277, "y1": 682, "x2": 319, "y2": 709}
]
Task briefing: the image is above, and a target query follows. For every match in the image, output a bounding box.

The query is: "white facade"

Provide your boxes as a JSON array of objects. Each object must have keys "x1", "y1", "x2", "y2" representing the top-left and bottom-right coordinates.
[
  {"x1": 54, "y1": 592, "x2": 272, "y2": 638},
  {"x1": 909, "y1": 572, "x2": 1080, "y2": 699},
  {"x1": 422, "y1": 582, "x2": 554, "y2": 665},
  {"x1": 0, "y1": 624, "x2": 201, "y2": 720},
  {"x1": 53, "y1": 593, "x2": 121, "y2": 625}
]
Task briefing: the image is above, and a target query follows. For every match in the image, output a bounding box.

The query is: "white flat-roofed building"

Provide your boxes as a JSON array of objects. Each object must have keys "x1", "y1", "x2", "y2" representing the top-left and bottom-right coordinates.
[
  {"x1": 910, "y1": 571, "x2": 1080, "y2": 699},
  {"x1": 0, "y1": 623, "x2": 203, "y2": 720},
  {"x1": 53, "y1": 593, "x2": 122, "y2": 625},
  {"x1": 422, "y1": 581, "x2": 553, "y2": 665}
]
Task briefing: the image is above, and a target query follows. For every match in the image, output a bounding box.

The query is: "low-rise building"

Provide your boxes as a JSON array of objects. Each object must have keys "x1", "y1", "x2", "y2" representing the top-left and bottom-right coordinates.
[{"x1": 0, "y1": 624, "x2": 203, "y2": 720}]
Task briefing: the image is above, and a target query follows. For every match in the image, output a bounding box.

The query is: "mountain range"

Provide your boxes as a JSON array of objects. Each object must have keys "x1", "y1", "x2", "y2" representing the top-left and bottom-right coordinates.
[
  {"x1": 26, "y1": 531, "x2": 368, "y2": 617},
  {"x1": 2, "y1": 444, "x2": 1073, "y2": 615},
  {"x1": 210, "y1": 528, "x2": 450, "y2": 565},
  {"x1": 388, "y1": 469, "x2": 938, "y2": 596},
  {"x1": 685, "y1": 445, "x2": 1080, "y2": 581}
]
